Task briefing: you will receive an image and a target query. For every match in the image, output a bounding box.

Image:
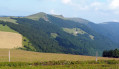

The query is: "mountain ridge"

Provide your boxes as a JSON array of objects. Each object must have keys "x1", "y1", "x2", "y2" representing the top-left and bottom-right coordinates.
[{"x1": 0, "y1": 12, "x2": 118, "y2": 56}]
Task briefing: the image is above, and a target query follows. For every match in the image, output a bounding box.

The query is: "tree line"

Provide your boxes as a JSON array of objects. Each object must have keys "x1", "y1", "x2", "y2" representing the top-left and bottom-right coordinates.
[{"x1": 103, "y1": 49, "x2": 119, "y2": 58}]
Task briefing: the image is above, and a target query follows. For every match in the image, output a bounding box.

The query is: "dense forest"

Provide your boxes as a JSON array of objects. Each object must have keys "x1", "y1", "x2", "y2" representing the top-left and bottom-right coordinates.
[
  {"x1": 99, "y1": 22, "x2": 119, "y2": 43},
  {"x1": 0, "y1": 15, "x2": 118, "y2": 56},
  {"x1": 103, "y1": 49, "x2": 119, "y2": 58}
]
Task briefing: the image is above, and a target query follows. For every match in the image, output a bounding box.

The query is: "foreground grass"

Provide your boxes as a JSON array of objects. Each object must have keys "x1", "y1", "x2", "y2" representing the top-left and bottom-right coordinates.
[
  {"x1": 1, "y1": 64, "x2": 119, "y2": 69},
  {"x1": 0, "y1": 60, "x2": 119, "y2": 69},
  {"x1": 0, "y1": 49, "x2": 119, "y2": 69}
]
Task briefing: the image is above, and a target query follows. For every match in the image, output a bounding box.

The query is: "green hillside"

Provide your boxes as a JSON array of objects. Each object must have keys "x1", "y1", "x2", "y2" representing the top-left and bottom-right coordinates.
[
  {"x1": 26, "y1": 12, "x2": 49, "y2": 21},
  {"x1": 69, "y1": 18, "x2": 119, "y2": 45},
  {"x1": 0, "y1": 12, "x2": 118, "y2": 56},
  {"x1": 0, "y1": 17, "x2": 17, "y2": 24},
  {"x1": 0, "y1": 24, "x2": 17, "y2": 33},
  {"x1": 63, "y1": 28, "x2": 94, "y2": 40},
  {"x1": 63, "y1": 28, "x2": 86, "y2": 35},
  {"x1": 0, "y1": 22, "x2": 32, "y2": 50},
  {"x1": 68, "y1": 17, "x2": 91, "y2": 24},
  {"x1": 99, "y1": 22, "x2": 119, "y2": 43}
]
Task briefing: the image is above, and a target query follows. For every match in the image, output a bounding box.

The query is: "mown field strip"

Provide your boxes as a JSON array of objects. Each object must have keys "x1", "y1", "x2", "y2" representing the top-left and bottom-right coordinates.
[{"x1": 0, "y1": 31, "x2": 22, "y2": 49}]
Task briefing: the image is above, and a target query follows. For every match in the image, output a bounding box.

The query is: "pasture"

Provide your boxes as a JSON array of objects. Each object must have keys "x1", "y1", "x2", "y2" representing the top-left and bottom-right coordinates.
[
  {"x1": 0, "y1": 32, "x2": 22, "y2": 49},
  {"x1": 0, "y1": 49, "x2": 119, "y2": 69},
  {"x1": 0, "y1": 49, "x2": 119, "y2": 62}
]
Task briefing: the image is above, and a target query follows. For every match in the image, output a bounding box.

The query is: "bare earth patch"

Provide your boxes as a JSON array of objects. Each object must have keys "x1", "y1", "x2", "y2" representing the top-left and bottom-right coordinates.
[{"x1": 0, "y1": 31, "x2": 22, "y2": 49}]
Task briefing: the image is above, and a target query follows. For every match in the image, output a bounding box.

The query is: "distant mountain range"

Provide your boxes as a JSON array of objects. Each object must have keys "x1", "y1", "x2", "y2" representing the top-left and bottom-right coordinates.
[
  {"x1": 0, "y1": 15, "x2": 24, "y2": 17},
  {"x1": 0, "y1": 12, "x2": 119, "y2": 56}
]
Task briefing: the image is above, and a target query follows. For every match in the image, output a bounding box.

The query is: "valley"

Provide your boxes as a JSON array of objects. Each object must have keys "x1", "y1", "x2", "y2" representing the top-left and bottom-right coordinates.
[
  {"x1": 0, "y1": 12, "x2": 119, "y2": 69},
  {"x1": 0, "y1": 0, "x2": 119, "y2": 68}
]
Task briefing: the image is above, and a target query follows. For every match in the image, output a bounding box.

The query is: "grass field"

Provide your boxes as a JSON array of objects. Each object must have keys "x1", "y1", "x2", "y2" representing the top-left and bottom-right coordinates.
[
  {"x1": 0, "y1": 49, "x2": 119, "y2": 62},
  {"x1": 0, "y1": 24, "x2": 33, "y2": 50},
  {"x1": 0, "y1": 49, "x2": 119, "y2": 69},
  {"x1": 1, "y1": 64, "x2": 118, "y2": 69},
  {"x1": 0, "y1": 31, "x2": 22, "y2": 49},
  {"x1": 0, "y1": 61, "x2": 119, "y2": 69}
]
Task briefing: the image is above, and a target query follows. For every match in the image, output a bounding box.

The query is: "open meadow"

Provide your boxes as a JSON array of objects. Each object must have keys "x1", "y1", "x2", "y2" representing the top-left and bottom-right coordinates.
[
  {"x1": 0, "y1": 49, "x2": 119, "y2": 69},
  {"x1": 0, "y1": 49, "x2": 119, "y2": 62},
  {"x1": 0, "y1": 31, "x2": 22, "y2": 49}
]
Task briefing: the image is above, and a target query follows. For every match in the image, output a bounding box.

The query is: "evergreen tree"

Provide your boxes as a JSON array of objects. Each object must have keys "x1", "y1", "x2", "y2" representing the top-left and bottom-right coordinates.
[{"x1": 103, "y1": 49, "x2": 119, "y2": 58}]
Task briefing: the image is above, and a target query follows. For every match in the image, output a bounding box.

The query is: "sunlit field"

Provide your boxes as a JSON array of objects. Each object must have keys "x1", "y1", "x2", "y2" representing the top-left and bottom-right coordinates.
[
  {"x1": 0, "y1": 49, "x2": 119, "y2": 62},
  {"x1": 0, "y1": 32, "x2": 22, "y2": 49}
]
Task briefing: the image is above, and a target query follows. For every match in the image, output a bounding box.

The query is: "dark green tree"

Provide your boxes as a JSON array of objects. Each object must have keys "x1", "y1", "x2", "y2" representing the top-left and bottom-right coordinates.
[{"x1": 103, "y1": 49, "x2": 119, "y2": 58}]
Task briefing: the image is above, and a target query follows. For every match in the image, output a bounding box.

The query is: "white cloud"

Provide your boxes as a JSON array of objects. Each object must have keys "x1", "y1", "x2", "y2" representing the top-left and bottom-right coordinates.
[
  {"x1": 110, "y1": 0, "x2": 119, "y2": 9},
  {"x1": 51, "y1": 0, "x2": 56, "y2": 2},
  {"x1": 73, "y1": 2, "x2": 102, "y2": 11},
  {"x1": 68, "y1": 2, "x2": 89, "y2": 10},
  {"x1": 50, "y1": 9, "x2": 56, "y2": 14},
  {"x1": 61, "y1": 0, "x2": 103, "y2": 11},
  {"x1": 90, "y1": 2, "x2": 102, "y2": 11},
  {"x1": 62, "y1": 0, "x2": 71, "y2": 4},
  {"x1": 78, "y1": 6, "x2": 89, "y2": 10},
  {"x1": 112, "y1": 19, "x2": 119, "y2": 22},
  {"x1": 114, "y1": 11, "x2": 119, "y2": 14},
  {"x1": 91, "y1": 2, "x2": 102, "y2": 7},
  {"x1": 61, "y1": 0, "x2": 89, "y2": 10}
]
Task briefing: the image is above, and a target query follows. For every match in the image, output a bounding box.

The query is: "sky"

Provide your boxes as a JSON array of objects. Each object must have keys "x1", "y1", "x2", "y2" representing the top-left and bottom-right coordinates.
[{"x1": 0, "y1": 0, "x2": 119, "y2": 23}]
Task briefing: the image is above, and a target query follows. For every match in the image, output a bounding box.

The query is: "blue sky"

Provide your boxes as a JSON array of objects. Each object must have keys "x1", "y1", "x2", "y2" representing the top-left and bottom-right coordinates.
[{"x1": 0, "y1": 0, "x2": 119, "y2": 23}]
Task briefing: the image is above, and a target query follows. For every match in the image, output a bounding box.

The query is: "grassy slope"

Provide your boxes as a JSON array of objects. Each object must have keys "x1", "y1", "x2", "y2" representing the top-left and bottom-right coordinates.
[
  {"x1": 0, "y1": 49, "x2": 119, "y2": 62},
  {"x1": 26, "y1": 12, "x2": 48, "y2": 21},
  {"x1": 0, "y1": 24, "x2": 23, "y2": 49},
  {"x1": 63, "y1": 28, "x2": 86, "y2": 35},
  {"x1": 22, "y1": 37, "x2": 36, "y2": 51},
  {"x1": 0, "y1": 24, "x2": 33, "y2": 50},
  {"x1": 63, "y1": 28, "x2": 94, "y2": 40},
  {"x1": 0, "y1": 32, "x2": 22, "y2": 49},
  {"x1": 0, "y1": 17, "x2": 17, "y2": 24},
  {"x1": 0, "y1": 24, "x2": 17, "y2": 33},
  {"x1": 51, "y1": 33, "x2": 58, "y2": 38}
]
